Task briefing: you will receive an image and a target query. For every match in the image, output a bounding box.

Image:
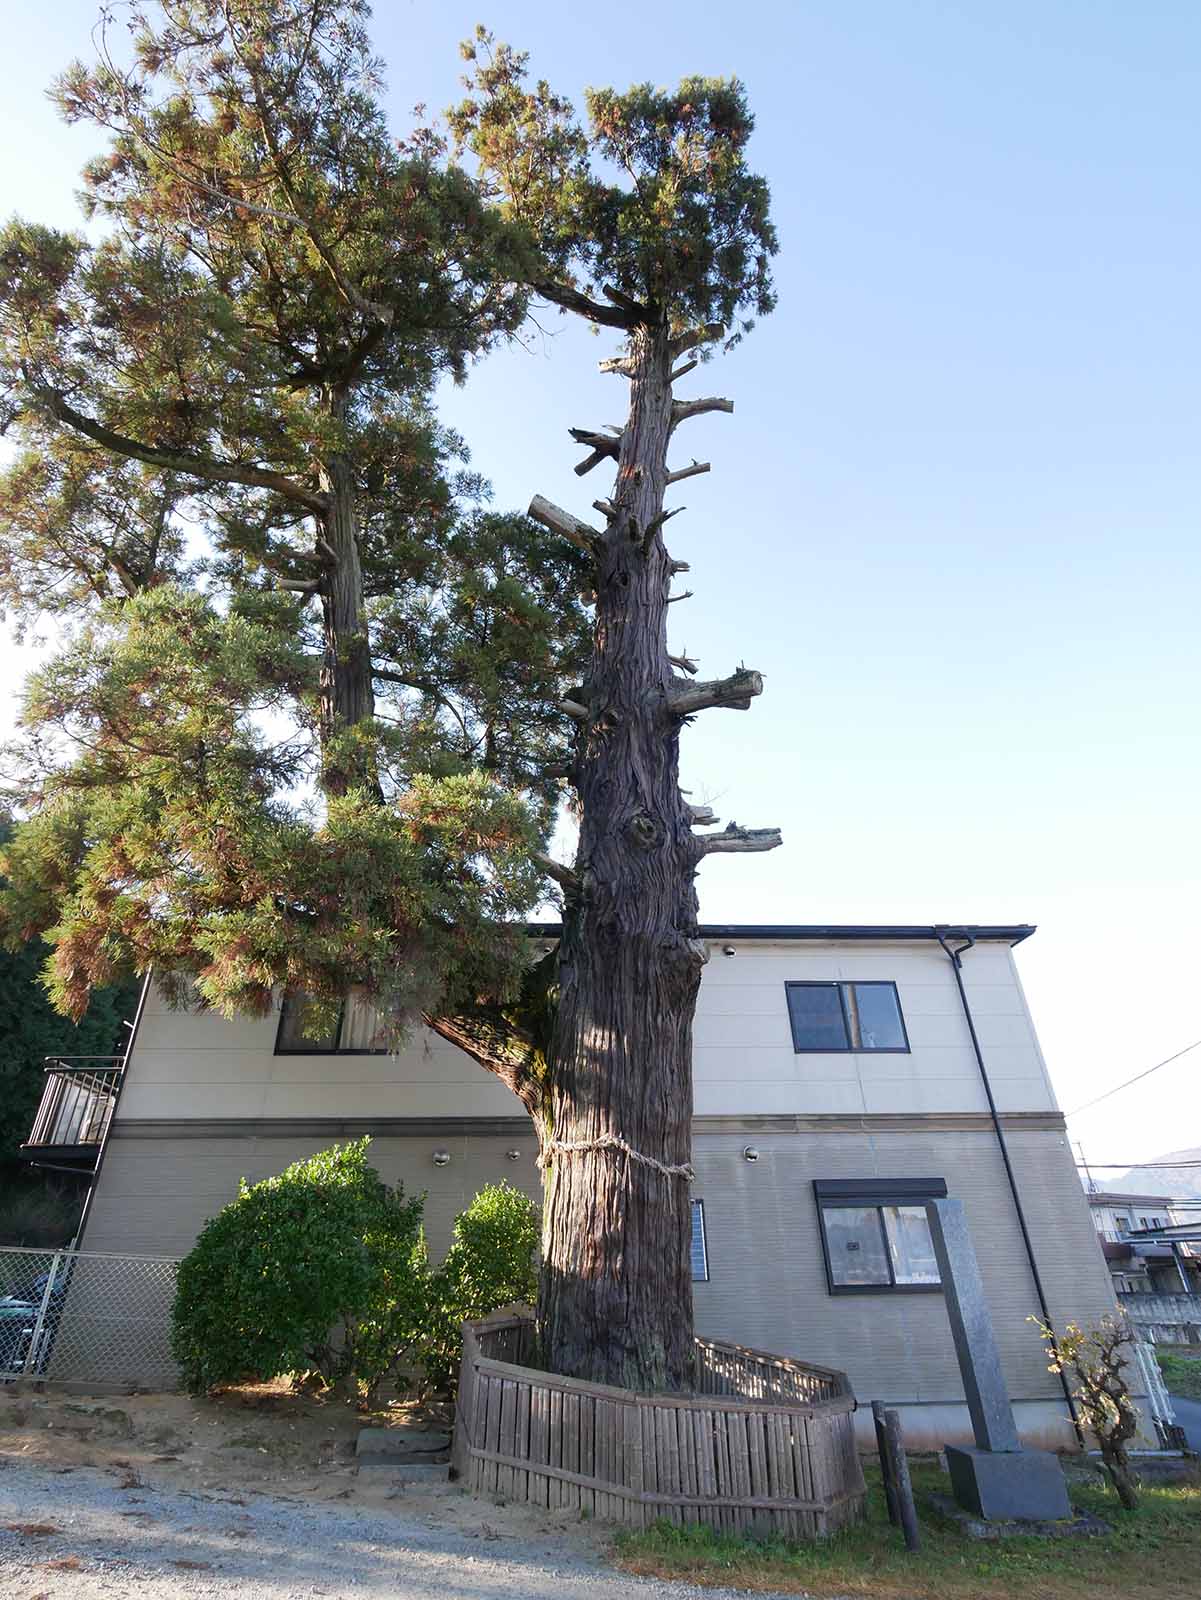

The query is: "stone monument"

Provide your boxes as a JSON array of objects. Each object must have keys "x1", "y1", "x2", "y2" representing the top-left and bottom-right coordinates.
[{"x1": 925, "y1": 1198, "x2": 1071, "y2": 1521}]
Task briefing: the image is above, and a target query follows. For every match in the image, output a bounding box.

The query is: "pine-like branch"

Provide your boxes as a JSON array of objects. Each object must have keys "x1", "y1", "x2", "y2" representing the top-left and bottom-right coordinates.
[
  {"x1": 537, "y1": 280, "x2": 634, "y2": 329},
  {"x1": 33, "y1": 385, "x2": 327, "y2": 514},
  {"x1": 423, "y1": 1011, "x2": 544, "y2": 1117},
  {"x1": 670, "y1": 323, "x2": 726, "y2": 359}
]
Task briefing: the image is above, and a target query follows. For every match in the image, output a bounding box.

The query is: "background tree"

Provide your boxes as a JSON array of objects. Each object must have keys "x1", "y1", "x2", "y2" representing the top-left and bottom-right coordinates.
[
  {"x1": 450, "y1": 33, "x2": 780, "y2": 1388},
  {"x1": 0, "y1": 817, "x2": 139, "y2": 1246},
  {"x1": 0, "y1": 2, "x2": 588, "y2": 1033},
  {"x1": 1033, "y1": 1314, "x2": 1142, "y2": 1509}
]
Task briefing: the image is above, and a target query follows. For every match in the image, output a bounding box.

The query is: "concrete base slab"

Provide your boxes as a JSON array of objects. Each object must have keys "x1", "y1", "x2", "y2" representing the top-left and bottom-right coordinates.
[
  {"x1": 355, "y1": 1426, "x2": 450, "y2": 1465},
  {"x1": 930, "y1": 1494, "x2": 1109, "y2": 1540},
  {"x1": 945, "y1": 1445, "x2": 1072, "y2": 1522}
]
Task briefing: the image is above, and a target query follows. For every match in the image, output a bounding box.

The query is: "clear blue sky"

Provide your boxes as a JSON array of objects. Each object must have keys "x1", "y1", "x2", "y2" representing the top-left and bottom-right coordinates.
[{"x1": 3, "y1": 1, "x2": 1199, "y2": 1175}]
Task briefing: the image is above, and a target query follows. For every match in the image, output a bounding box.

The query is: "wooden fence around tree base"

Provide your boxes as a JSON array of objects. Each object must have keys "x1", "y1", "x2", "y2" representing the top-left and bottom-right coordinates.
[{"x1": 451, "y1": 1313, "x2": 866, "y2": 1537}]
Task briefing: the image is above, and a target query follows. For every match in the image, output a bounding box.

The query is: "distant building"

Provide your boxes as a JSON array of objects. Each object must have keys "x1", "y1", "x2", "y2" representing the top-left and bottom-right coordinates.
[{"x1": 1087, "y1": 1190, "x2": 1201, "y2": 1345}]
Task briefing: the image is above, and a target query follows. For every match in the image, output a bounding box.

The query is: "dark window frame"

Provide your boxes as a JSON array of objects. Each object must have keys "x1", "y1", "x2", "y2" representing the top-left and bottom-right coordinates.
[
  {"x1": 814, "y1": 1178, "x2": 946, "y2": 1296},
  {"x1": 785, "y1": 980, "x2": 910, "y2": 1054},
  {"x1": 273, "y1": 992, "x2": 392, "y2": 1056},
  {"x1": 690, "y1": 1198, "x2": 709, "y2": 1283}
]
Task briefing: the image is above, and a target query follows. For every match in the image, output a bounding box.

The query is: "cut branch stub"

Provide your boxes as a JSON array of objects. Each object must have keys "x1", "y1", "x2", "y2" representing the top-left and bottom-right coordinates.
[
  {"x1": 666, "y1": 459, "x2": 710, "y2": 486},
  {"x1": 670, "y1": 397, "x2": 734, "y2": 430},
  {"x1": 569, "y1": 426, "x2": 623, "y2": 477},
  {"x1": 669, "y1": 358, "x2": 699, "y2": 384},
  {"x1": 687, "y1": 803, "x2": 719, "y2": 825},
  {"x1": 559, "y1": 698, "x2": 590, "y2": 722},
  {"x1": 528, "y1": 494, "x2": 602, "y2": 557},
  {"x1": 668, "y1": 667, "x2": 764, "y2": 715},
  {"x1": 533, "y1": 851, "x2": 581, "y2": 893},
  {"x1": 696, "y1": 823, "x2": 783, "y2": 857}
]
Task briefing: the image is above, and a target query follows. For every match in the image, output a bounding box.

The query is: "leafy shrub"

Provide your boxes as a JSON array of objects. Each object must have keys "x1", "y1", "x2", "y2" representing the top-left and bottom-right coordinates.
[
  {"x1": 171, "y1": 1138, "x2": 426, "y2": 1398},
  {"x1": 421, "y1": 1181, "x2": 540, "y2": 1395}
]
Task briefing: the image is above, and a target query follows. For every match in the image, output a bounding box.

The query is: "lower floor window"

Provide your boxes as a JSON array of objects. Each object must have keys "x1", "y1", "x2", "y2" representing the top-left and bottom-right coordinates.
[
  {"x1": 814, "y1": 1178, "x2": 946, "y2": 1294},
  {"x1": 690, "y1": 1199, "x2": 709, "y2": 1282}
]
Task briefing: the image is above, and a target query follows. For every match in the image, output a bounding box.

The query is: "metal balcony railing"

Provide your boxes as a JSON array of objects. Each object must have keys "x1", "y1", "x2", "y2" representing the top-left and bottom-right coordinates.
[{"x1": 24, "y1": 1058, "x2": 124, "y2": 1155}]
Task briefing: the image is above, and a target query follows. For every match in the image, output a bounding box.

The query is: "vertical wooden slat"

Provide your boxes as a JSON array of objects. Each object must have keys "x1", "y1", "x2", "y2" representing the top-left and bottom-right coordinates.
[
  {"x1": 579, "y1": 1389, "x2": 595, "y2": 1520},
  {"x1": 547, "y1": 1385, "x2": 563, "y2": 1511},
  {"x1": 563, "y1": 1389, "x2": 581, "y2": 1515},
  {"x1": 514, "y1": 1381, "x2": 531, "y2": 1505},
  {"x1": 622, "y1": 1402, "x2": 644, "y2": 1529},
  {"x1": 640, "y1": 1402, "x2": 659, "y2": 1530},
  {"x1": 527, "y1": 1382, "x2": 547, "y2": 1508}
]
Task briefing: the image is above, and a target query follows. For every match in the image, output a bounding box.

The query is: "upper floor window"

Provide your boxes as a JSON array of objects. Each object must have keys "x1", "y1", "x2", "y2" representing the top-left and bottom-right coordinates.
[
  {"x1": 275, "y1": 991, "x2": 391, "y2": 1055},
  {"x1": 785, "y1": 981, "x2": 909, "y2": 1053}
]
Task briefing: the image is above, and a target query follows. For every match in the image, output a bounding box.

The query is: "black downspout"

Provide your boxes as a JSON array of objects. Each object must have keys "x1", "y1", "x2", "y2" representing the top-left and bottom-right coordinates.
[
  {"x1": 73, "y1": 969, "x2": 153, "y2": 1251},
  {"x1": 934, "y1": 929, "x2": 1086, "y2": 1448}
]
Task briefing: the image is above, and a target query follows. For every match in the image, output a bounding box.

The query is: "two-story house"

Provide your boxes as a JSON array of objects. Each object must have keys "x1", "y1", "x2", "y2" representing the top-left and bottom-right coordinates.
[{"x1": 25, "y1": 923, "x2": 1123, "y2": 1449}]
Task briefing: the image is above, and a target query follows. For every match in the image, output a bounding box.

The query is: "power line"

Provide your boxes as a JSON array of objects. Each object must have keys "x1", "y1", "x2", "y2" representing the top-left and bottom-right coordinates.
[
  {"x1": 1074, "y1": 1161, "x2": 1201, "y2": 1170},
  {"x1": 1066, "y1": 1037, "x2": 1201, "y2": 1117}
]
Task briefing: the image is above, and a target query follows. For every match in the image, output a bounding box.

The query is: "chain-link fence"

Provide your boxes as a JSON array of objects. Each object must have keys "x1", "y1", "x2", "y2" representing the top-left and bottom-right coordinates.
[{"x1": 0, "y1": 1246, "x2": 180, "y2": 1391}]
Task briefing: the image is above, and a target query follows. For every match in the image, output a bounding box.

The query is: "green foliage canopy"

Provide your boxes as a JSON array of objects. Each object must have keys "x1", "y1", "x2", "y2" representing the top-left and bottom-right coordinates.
[
  {"x1": 0, "y1": 2, "x2": 590, "y2": 1031},
  {"x1": 449, "y1": 28, "x2": 777, "y2": 348}
]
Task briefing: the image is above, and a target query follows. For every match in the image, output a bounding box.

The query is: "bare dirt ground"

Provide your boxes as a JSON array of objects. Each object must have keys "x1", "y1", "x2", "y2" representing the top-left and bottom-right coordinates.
[
  {"x1": 0, "y1": 1382, "x2": 781, "y2": 1599},
  {"x1": 0, "y1": 1376, "x2": 607, "y2": 1540}
]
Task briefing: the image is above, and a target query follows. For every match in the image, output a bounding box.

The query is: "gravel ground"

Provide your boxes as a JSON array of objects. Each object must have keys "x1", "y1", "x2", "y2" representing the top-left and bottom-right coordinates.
[{"x1": 0, "y1": 1459, "x2": 804, "y2": 1600}]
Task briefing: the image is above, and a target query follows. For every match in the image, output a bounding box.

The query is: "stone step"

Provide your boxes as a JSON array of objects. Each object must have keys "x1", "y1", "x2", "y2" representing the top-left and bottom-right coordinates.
[{"x1": 355, "y1": 1426, "x2": 451, "y2": 1466}]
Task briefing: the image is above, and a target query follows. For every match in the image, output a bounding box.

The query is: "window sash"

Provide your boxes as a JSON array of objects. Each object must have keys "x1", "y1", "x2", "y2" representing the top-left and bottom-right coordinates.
[
  {"x1": 275, "y1": 991, "x2": 392, "y2": 1055},
  {"x1": 690, "y1": 1199, "x2": 709, "y2": 1282},
  {"x1": 817, "y1": 1191, "x2": 943, "y2": 1295},
  {"x1": 786, "y1": 981, "x2": 909, "y2": 1054}
]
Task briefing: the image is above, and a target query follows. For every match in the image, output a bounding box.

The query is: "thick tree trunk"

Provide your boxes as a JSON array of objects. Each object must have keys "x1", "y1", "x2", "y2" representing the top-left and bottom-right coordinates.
[
  {"x1": 538, "y1": 321, "x2": 704, "y2": 1392},
  {"x1": 317, "y1": 408, "x2": 375, "y2": 793}
]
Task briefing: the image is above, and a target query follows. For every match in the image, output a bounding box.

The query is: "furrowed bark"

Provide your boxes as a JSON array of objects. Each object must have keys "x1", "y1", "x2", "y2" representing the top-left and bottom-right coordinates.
[
  {"x1": 317, "y1": 394, "x2": 375, "y2": 794},
  {"x1": 536, "y1": 319, "x2": 704, "y2": 1392}
]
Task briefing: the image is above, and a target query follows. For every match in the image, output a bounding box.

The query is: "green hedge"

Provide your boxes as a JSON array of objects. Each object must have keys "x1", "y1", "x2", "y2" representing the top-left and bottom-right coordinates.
[{"x1": 171, "y1": 1139, "x2": 539, "y2": 1400}]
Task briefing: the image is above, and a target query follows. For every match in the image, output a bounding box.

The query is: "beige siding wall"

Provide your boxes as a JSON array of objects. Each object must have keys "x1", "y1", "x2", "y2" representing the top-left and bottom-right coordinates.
[
  {"x1": 117, "y1": 937, "x2": 1057, "y2": 1126},
  {"x1": 118, "y1": 986, "x2": 525, "y2": 1122},
  {"x1": 693, "y1": 939, "x2": 1055, "y2": 1115},
  {"x1": 84, "y1": 1120, "x2": 1119, "y2": 1447},
  {"x1": 692, "y1": 1124, "x2": 1117, "y2": 1446}
]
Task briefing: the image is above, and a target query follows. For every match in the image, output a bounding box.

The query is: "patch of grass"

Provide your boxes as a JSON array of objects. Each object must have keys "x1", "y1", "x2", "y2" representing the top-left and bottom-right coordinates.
[
  {"x1": 1157, "y1": 1349, "x2": 1201, "y2": 1401},
  {"x1": 613, "y1": 1461, "x2": 1201, "y2": 1600}
]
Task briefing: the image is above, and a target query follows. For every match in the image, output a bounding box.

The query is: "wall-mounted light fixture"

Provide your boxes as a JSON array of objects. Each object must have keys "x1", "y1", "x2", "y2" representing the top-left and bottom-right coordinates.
[
  {"x1": 742, "y1": 1146, "x2": 760, "y2": 1163},
  {"x1": 506, "y1": 1149, "x2": 521, "y2": 1162},
  {"x1": 431, "y1": 1148, "x2": 451, "y2": 1167},
  {"x1": 722, "y1": 945, "x2": 737, "y2": 957}
]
